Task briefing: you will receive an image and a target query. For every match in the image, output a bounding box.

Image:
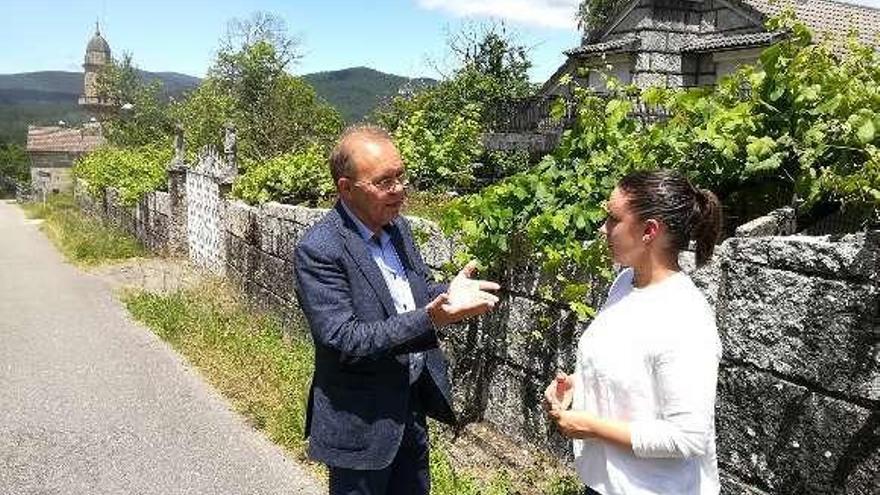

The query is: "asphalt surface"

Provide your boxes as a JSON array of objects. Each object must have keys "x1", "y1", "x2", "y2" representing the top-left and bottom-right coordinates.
[{"x1": 0, "y1": 200, "x2": 323, "y2": 495}]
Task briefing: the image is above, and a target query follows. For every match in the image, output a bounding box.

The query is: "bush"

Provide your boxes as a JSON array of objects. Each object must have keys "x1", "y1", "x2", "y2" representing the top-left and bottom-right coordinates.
[
  {"x1": 393, "y1": 103, "x2": 483, "y2": 191},
  {"x1": 232, "y1": 146, "x2": 333, "y2": 205},
  {"x1": 74, "y1": 142, "x2": 172, "y2": 206},
  {"x1": 443, "y1": 15, "x2": 880, "y2": 318}
]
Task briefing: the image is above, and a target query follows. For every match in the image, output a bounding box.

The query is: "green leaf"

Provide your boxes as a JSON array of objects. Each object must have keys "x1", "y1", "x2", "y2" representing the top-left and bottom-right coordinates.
[{"x1": 857, "y1": 118, "x2": 876, "y2": 144}]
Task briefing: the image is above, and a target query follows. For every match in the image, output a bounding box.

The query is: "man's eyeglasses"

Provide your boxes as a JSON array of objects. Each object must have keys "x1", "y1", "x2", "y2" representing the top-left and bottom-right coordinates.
[{"x1": 352, "y1": 173, "x2": 410, "y2": 192}]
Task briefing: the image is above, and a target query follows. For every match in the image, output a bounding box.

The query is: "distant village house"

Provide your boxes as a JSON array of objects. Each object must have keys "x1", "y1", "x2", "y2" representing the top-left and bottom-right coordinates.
[{"x1": 26, "y1": 23, "x2": 111, "y2": 196}]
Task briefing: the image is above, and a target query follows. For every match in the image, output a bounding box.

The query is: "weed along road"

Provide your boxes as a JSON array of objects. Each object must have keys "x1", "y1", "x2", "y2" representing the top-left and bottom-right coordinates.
[{"x1": 0, "y1": 200, "x2": 322, "y2": 494}]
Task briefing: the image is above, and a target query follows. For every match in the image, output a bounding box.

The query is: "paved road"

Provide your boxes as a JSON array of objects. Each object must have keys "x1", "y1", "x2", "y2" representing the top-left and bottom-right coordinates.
[{"x1": 0, "y1": 200, "x2": 322, "y2": 495}]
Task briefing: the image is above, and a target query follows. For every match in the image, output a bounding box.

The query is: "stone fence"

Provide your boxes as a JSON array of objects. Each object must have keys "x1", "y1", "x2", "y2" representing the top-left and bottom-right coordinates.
[{"x1": 73, "y1": 136, "x2": 878, "y2": 494}]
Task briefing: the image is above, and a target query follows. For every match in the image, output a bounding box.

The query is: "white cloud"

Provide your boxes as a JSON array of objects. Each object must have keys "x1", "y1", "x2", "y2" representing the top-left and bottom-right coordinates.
[{"x1": 417, "y1": 0, "x2": 581, "y2": 30}]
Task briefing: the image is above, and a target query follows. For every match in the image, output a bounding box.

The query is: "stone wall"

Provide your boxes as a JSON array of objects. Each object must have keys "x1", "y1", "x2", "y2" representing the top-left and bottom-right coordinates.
[
  {"x1": 76, "y1": 142, "x2": 878, "y2": 493},
  {"x1": 74, "y1": 181, "x2": 172, "y2": 254},
  {"x1": 710, "y1": 232, "x2": 878, "y2": 494}
]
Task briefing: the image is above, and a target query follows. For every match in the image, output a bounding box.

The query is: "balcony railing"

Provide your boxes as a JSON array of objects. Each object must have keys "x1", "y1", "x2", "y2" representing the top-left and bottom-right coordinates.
[{"x1": 486, "y1": 94, "x2": 671, "y2": 133}]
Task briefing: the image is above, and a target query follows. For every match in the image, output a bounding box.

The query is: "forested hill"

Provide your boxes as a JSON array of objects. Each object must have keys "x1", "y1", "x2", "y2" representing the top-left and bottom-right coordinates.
[
  {"x1": 302, "y1": 66, "x2": 436, "y2": 123},
  {"x1": 0, "y1": 67, "x2": 434, "y2": 144},
  {"x1": 0, "y1": 70, "x2": 200, "y2": 144}
]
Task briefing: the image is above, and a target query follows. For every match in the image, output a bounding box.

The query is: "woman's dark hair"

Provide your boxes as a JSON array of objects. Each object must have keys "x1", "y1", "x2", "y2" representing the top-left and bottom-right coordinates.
[{"x1": 617, "y1": 170, "x2": 723, "y2": 267}]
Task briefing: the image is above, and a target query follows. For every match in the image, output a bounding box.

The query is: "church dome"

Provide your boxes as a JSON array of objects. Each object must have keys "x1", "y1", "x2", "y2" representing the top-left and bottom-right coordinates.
[
  {"x1": 84, "y1": 23, "x2": 111, "y2": 66},
  {"x1": 87, "y1": 33, "x2": 110, "y2": 54}
]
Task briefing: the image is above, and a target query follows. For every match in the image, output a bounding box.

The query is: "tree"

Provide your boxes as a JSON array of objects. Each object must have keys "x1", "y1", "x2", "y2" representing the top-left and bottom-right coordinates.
[
  {"x1": 217, "y1": 11, "x2": 302, "y2": 70},
  {"x1": 374, "y1": 22, "x2": 536, "y2": 190},
  {"x1": 576, "y1": 0, "x2": 624, "y2": 38},
  {"x1": 0, "y1": 142, "x2": 29, "y2": 188},
  {"x1": 173, "y1": 12, "x2": 342, "y2": 162},
  {"x1": 95, "y1": 53, "x2": 173, "y2": 147}
]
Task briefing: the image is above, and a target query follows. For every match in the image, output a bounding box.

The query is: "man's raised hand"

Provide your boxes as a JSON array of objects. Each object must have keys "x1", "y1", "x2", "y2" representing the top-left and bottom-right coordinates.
[{"x1": 427, "y1": 260, "x2": 500, "y2": 327}]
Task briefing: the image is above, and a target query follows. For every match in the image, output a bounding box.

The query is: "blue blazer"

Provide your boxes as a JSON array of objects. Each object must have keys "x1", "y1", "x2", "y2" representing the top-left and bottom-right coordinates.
[{"x1": 294, "y1": 202, "x2": 456, "y2": 470}]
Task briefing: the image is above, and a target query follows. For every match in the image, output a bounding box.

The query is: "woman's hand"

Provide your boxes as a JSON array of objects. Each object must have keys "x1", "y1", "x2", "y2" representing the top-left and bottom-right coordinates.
[
  {"x1": 543, "y1": 371, "x2": 573, "y2": 412},
  {"x1": 548, "y1": 409, "x2": 633, "y2": 448},
  {"x1": 548, "y1": 409, "x2": 590, "y2": 439}
]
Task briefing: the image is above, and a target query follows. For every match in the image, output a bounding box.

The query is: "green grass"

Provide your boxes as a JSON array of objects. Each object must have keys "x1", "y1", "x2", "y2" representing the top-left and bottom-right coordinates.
[
  {"x1": 122, "y1": 280, "x2": 581, "y2": 494},
  {"x1": 122, "y1": 280, "x2": 314, "y2": 458},
  {"x1": 19, "y1": 193, "x2": 148, "y2": 265}
]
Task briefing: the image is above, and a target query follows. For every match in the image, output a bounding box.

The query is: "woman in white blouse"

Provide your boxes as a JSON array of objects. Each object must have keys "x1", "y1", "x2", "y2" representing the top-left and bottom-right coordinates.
[{"x1": 544, "y1": 170, "x2": 724, "y2": 495}]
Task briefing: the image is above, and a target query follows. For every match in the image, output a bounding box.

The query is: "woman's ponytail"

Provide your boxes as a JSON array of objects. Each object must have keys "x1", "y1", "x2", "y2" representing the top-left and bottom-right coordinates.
[{"x1": 693, "y1": 188, "x2": 722, "y2": 267}]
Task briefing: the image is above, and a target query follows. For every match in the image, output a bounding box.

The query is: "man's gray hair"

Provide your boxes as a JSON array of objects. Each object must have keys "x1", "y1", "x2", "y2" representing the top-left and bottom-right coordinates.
[{"x1": 329, "y1": 124, "x2": 393, "y2": 184}]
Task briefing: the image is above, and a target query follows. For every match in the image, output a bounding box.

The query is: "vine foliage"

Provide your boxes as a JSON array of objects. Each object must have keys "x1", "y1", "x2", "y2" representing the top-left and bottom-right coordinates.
[{"x1": 442, "y1": 15, "x2": 880, "y2": 319}]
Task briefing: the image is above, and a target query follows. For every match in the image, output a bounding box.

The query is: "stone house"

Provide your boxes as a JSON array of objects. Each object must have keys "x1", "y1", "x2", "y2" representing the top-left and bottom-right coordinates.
[
  {"x1": 544, "y1": 0, "x2": 880, "y2": 95},
  {"x1": 26, "y1": 23, "x2": 111, "y2": 197},
  {"x1": 487, "y1": 0, "x2": 880, "y2": 153},
  {"x1": 27, "y1": 124, "x2": 104, "y2": 195}
]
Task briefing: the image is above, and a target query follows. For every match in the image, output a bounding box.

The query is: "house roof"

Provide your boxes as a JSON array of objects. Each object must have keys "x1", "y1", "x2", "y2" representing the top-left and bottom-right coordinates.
[
  {"x1": 565, "y1": 36, "x2": 641, "y2": 57},
  {"x1": 585, "y1": 0, "x2": 880, "y2": 49},
  {"x1": 741, "y1": 0, "x2": 880, "y2": 47},
  {"x1": 27, "y1": 124, "x2": 105, "y2": 153},
  {"x1": 682, "y1": 31, "x2": 784, "y2": 53}
]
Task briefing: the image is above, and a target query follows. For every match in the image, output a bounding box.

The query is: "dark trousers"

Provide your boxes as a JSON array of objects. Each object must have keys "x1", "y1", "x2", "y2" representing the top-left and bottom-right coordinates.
[{"x1": 328, "y1": 382, "x2": 430, "y2": 495}]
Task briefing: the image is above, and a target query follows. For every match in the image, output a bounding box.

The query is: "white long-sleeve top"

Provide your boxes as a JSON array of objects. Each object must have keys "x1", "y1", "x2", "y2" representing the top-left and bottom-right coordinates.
[{"x1": 572, "y1": 268, "x2": 721, "y2": 495}]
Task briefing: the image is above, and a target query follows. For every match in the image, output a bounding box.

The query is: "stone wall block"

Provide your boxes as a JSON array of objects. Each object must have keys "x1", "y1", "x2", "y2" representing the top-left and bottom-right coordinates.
[
  {"x1": 406, "y1": 216, "x2": 454, "y2": 268},
  {"x1": 501, "y1": 296, "x2": 578, "y2": 374},
  {"x1": 666, "y1": 74, "x2": 684, "y2": 87},
  {"x1": 155, "y1": 191, "x2": 171, "y2": 217},
  {"x1": 726, "y1": 237, "x2": 771, "y2": 265},
  {"x1": 255, "y1": 251, "x2": 295, "y2": 302},
  {"x1": 633, "y1": 72, "x2": 667, "y2": 88},
  {"x1": 652, "y1": 7, "x2": 685, "y2": 31},
  {"x1": 651, "y1": 53, "x2": 681, "y2": 72},
  {"x1": 258, "y1": 215, "x2": 281, "y2": 256},
  {"x1": 226, "y1": 201, "x2": 256, "y2": 239},
  {"x1": 765, "y1": 233, "x2": 879, "y2": 282},
  {"x1": 292, "y1": 205, "x2": 329, "y2": 228},
  {"x1": 225, "y1": 235, "x2": 247, "y2": 272},
  {"x1": 634, "y1": 53, "x2": 652, "y2": 72},
  {"x1": 667, "y1": 31, "x2": 692, "y2": 50},
  {"x1": 274, "y1": 219, "x2": 302, "y2": 261},
  {"x1": 261, "y1": 202, "x2": 327, "y2": 229},
  {"x1": 261, "y1": 202, "x2": 299, "y2": 223},
  {"x1": 717, "y1": 367, "x2": 879, "y2": 494},
  {"x1": 481, "y1": 362, "x2": 572, "y2": 459},
  {"x1": 719, "y1": 263, "x2": 880, "y2": 401},
  {"x1": 640, "y1": 31, "x2": 668, "y2": 51}
]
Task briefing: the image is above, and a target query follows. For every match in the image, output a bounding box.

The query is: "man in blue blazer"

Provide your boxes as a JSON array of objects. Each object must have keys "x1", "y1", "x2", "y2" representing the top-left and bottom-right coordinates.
[{"x1": 294, "y1": 125, "x2": 500, "y2": 495}]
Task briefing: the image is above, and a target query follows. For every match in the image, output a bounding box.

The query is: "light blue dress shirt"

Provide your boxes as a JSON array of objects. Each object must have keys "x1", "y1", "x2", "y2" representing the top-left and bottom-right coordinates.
[{"x1": 341, "y1": 202, "x2": 424, "y2": 384}]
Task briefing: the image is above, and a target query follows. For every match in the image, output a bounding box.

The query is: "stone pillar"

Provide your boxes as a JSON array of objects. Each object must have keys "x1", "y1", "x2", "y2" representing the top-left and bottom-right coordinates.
[
  {"x1": 224, "y1": 123, "x2": 238, "y2": 177},
  {"x1": 185, "y1": 126, "x2": 238, "y2": 274},
  {"x1": 166, "y1": 125, "x2": 188, "y2": 256}
]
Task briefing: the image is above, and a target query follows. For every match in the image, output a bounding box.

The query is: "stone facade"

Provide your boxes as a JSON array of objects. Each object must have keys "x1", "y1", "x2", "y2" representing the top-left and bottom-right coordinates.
[
  {"x1": 544, "y1": 0, "x2": 880, "y2": 95},
  {"x1": 77, "y1": 139, "x2": 879, "y2": 493}
]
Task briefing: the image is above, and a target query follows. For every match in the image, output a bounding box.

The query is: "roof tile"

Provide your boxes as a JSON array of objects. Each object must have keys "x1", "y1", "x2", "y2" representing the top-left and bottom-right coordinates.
[{"x1": 26, "y1": 124, "x2": 105, "y2": 153}]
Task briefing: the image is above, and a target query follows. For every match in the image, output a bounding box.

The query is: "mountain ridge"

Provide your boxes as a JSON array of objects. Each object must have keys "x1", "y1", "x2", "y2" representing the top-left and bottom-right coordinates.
[{"x1": 0, "y1": 67, "x2": 434, "y2": 144}]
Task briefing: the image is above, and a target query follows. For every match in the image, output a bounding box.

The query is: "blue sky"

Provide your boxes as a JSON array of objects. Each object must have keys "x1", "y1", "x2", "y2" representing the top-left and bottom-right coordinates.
[
  {"x1": 0, "y1": 0, "x2": 583, "y2": 83},
  {"x1": 2, "y1": 0, "x2": 880, "y2": 83}
]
